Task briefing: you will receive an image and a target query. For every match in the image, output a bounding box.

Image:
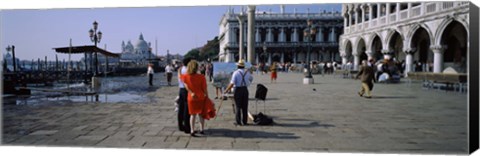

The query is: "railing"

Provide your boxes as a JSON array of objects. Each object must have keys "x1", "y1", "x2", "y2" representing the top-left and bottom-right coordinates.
[
  {"x1": 442, "y1": 2, "x2": 454, "y2": 9},
  {"x1": 344, "y1": 2, "x2": 469, "y2": 34},
  {"x1": 380, "y1": 16, "x2": 387, "y2": 25},
  {"x1": 252, "y1": 12, "x2": 343, "y2": 20},
  {"x1": 371, "y1": 19, "x2": 377, "y2": 27},
  {"x1": 411, "y1": 6, "x2": 421, "y2": 17},
  {"x1": 426, "y1": 3, "x2": 437, "y2": 14},
  {"x1": 389, "y1": 14, "x2": 396, "y2": 23},
  {"x1": 400, "y1": 10, "x2": 408, "y2": 20}
]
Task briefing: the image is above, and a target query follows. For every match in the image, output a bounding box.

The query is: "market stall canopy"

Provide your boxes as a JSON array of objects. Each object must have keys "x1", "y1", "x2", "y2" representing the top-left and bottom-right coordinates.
[{"x1": 53, "y1": 45, "x2": 120, "y2": 58}]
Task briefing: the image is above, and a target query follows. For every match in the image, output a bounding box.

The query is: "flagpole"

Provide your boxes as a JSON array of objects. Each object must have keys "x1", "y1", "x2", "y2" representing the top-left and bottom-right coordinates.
[{"x1": 68, "y1": 38, "x2": 71, "y2": 91}]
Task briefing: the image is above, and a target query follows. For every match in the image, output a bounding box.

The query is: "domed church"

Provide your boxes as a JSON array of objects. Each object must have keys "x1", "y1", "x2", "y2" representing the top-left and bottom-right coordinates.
[{"x1": 120, "y1": 33, "x2": 154, "y2": 64}]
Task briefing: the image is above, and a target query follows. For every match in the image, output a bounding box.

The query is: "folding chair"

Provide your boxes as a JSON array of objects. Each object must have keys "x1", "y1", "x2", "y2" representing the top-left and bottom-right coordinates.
[{"x1": 254, "y1": 84, "x2": 268, "y2": 114}]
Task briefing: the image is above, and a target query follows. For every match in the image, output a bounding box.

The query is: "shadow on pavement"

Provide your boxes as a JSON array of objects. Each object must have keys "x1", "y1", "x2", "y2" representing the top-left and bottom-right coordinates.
[
  {"x1": 205, "y1": 128, "x2": 299, "y2": 139},
  {"x1": 372, "y1": 95, "x2": 417, "y2": 99},
  {"x1": 272, "y1": 118, "x2": 335, "y2": 128}
]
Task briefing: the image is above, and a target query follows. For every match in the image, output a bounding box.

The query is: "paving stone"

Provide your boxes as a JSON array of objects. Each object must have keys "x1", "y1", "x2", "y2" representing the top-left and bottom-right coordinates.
[
  {"x1": 29, "y1": 130, "x2": 58, "y2": 135},
  {"x1": 1, "y1": 73, "x2": 469, "y2": 154}
]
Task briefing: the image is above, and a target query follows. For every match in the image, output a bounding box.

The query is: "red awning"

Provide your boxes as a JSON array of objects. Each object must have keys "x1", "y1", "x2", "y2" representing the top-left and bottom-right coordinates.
[{"x1": 53, "y1": 45, "x2": 120, "y2": 58}]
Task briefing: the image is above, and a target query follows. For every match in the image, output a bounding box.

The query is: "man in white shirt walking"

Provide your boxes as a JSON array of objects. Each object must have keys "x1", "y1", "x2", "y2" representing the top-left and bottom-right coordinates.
[
  {"x1": 147, "y1": 63, "x2": 154, "y2": 86},
  {"x1": 165, "y1": 64, "x2": 174, "y2": 86}
]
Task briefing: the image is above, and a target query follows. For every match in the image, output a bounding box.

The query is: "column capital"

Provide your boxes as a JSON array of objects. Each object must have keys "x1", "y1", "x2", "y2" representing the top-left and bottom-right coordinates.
[
  {"x1": 381, "y1": 49, "x2": 390, "y2": 54},
  {"x1": 403, "y1": 48, "x2": 416, "y2": 55},
  {"x1": 430, "y1": 45, "x2": 447, "y2": 53}
]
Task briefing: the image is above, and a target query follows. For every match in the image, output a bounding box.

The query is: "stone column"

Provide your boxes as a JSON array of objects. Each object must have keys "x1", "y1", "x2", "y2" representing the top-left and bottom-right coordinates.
[
  {"x1": 293, "y1": 28, "x2": 298, "y2": 42},
  {"x1": 255, "y1": 28, "x2": 260, "y2": 42},
  {"x1": 247, "y1": 5, "x2": 256, "y2": 63},
  {"x1": 281, "y1": 52, "x2": 285, "y2": 63},
  {"x1": 348, "y1": 12, "x2": 353, "y2": 27},
  {"x1": 344, "y1": 16, "x2": 348, "y2": 28},
  {"x1": 237, "y1": 15, "x2": 245, "y2": 61},
  {"x1": 386, "y1": 3, "x2": 391, "y2": 23},
  {"x1": 369, "y1": 4, "x2": 373, "y2": 23},
  {"x1": 396, "y1": 3, "x2": 400, "y2": 19},
  {"x1": 420, "y1": 2, "x2": 425, "y2": 15},
  {"x1": 316, "y1": 27, "x2": 323, "y2": 42},
  {"x1": 431, "y1": 45, "x2": 445, "y2": 73},
  {"x1": 404, "y1": 49, "x2": 414, "y2": 75},
  {"x1": 280, "y1": 28, "x2": 285, "y2": 42},
  {"x1": 407, "y1": 3, "x2": 412, "y2": 18},
  {"x1": 354, "y1": 9, "x2": 359, "y2": 25},
  {"x1": 340, "y1": 52, "x2": 347, "y2": 65},
  {"x1": 267, "y1": 28, "x2": 273, "y2": 42},
  {"x1": 294, "y1": 52, "x2": 297, "y2": 64},
  {"x1": 361, "y1": 5, "x2": 366, "y2": 23},
  {"x1": 377, "y1": 3, "x2": 381, "y2": 17},
  {"x1": 256, "y1": 53, "x2": 259, "y2": 65},
  {"x1": 332, "y1": 27, "x2": 337, "y2": 42},
  {"x1": 353, "y1": 53, "x2": 360, "y2": 71}
]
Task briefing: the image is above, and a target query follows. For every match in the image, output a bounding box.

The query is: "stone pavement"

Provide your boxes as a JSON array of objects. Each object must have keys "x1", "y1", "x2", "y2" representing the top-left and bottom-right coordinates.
[{"x1": 2, "y1": 72, "x2": 468, "y2": 154}]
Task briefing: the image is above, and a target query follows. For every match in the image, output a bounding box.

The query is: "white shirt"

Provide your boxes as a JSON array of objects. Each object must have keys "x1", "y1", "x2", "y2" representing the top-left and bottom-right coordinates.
[
  {"x1": 147, "y1": 66, "x2": 154, "y2": 74},
  {"x1": 230, "y1": 69, "x2": 253, "y2": 87},
  {"x1": 165, "y1": 65, "x2": 174, "y2": 73},
  {"x1": 178, "y1": 66, "x2": 187, "y2": 88}
]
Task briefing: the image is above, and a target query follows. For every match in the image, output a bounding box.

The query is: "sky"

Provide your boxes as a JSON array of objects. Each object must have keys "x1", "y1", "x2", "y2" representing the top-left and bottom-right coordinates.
[{"x1": 0, "y1": 2, "x2": 341, "y2": 61}]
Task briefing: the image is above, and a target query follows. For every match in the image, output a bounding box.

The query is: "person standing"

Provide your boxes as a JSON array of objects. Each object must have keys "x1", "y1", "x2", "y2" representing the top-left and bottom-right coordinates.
[
  {"x1": 270, "y1": 62, "x2": 278, "y2": 83},
  {"x1": 199, "y1": 64, "x2": 206, "y2": 75},
  {"x1": 147, "y1": 63, "x2": 154, "y2": 86},
  {"x1": 206, "y1": 61, "x2": 214, "y2": 82},
  {"x1": 356, "y1": 59, "x2": 376, "y2": 98},
  {"x1": 177, "y1": 58, "x2": 191, "y2": 134},
  {"x1": 165, "y1": 64, "x2": 174, "y2": 86},
  {"x1": 180, "y1": 60, "x2": 211, "y2": 136},
  {"x1": 225, "y1": 59, "x2": 253, "y2": 126}
]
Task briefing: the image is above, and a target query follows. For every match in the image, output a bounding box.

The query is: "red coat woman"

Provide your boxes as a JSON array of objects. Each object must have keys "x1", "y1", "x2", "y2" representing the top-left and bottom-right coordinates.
[{"x1": 181, "y1": 60, "x2": 215, "y2": 137}]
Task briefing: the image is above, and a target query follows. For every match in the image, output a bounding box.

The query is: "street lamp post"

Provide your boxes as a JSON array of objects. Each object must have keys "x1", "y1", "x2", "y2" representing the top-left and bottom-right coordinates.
[
  {"x1": 5, "y1": 45, "x2": 16, "y2": 73},
  {"x1": 303, "y1": 19, "x2": 316, "y2": 84},
  {"x1": 89, "y1": 21, "x2": 102, "y2": 76}
]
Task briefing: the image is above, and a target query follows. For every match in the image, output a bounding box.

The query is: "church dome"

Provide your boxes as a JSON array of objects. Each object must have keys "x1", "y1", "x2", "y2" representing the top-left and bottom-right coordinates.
[{"x1": 135, "y1": 33, "x2": 150, "y2": 50}]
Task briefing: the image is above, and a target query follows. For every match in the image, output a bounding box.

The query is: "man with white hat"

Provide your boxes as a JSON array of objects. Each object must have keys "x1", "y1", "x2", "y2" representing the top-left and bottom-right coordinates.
[{"x1": 225, "y1": 59, "x2": 254, "y2": 126}]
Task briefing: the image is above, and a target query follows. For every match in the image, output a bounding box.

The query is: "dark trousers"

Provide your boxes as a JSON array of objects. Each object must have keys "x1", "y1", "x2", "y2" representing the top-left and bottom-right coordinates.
[
  {"x1": 167, "y1": 73, "x2": 173, "y2": 85},
  {"x1": 178, "y1": 88, "x2": 191, "y2": 132},
  {"x1": 149, "y1": 74, "x2": 153, "y2": 86},
  {"x1": 234, "y1": 87, "x2": 249, "y2": 125}
]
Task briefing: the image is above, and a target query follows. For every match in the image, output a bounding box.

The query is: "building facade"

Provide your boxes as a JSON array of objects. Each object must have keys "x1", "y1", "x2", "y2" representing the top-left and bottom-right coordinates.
[
  {"x1": 339, "y1": 2, "x2": 470, "y2": 74},
  {"x1": 218, "y1": 6, "x2": 344, "y2": 65}
]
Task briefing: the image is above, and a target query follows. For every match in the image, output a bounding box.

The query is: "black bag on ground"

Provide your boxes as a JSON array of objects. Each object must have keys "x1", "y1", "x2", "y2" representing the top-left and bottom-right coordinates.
[
  {"x1": 253, "y1": 112, "x2": 273, "y2": 125},
  {"x1": 255, "y1": 84, "x2": 268, "y2": 101}
]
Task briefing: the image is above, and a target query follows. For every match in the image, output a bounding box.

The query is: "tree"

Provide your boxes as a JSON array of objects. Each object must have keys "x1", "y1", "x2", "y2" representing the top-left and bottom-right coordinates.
[
  {"x1": 183, "y1": 36, "x2": 220, "y2": 61},
  {"x1": 200, "y1": 36, "x2": 220, "y2": 61},
  {"x1": 184, "y1": 48, "x2": 200, "y2": 60}
]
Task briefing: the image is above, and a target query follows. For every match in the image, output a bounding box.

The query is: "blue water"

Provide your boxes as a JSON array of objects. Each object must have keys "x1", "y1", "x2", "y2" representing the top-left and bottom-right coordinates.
[{"x1": 8, "y1": 74, "x2": 162, "y2": 105}]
